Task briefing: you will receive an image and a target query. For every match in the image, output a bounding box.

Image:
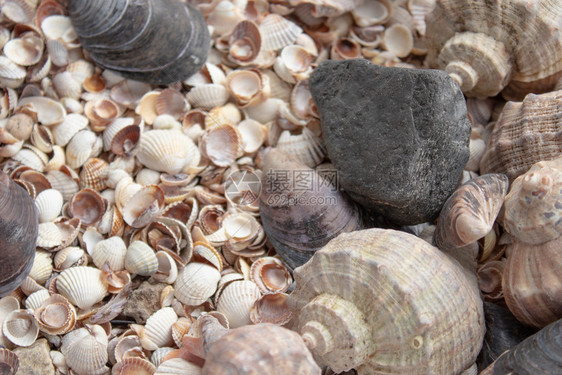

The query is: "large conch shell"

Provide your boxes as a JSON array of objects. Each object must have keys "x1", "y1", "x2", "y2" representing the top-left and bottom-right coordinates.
[
  {"x1": 259, "y1": 148, "x2": 367, "y2": 269},
  {"x1": 480, "y1": 318, "x2": 562, "y2": 375},
  {"x1": 480, "y1": 90, "x2": 562, "y2": 182},
  {"x1": 288, "y1": 228, "x2": 485, "y2": 374},
  {"x1": 0, "y1": 171, "x2": 38, "y2": 297},
  {"x1": 501, "y1": 157, "x2": 562, "y2": 328},
  {"x1": 198, "y1": 314, "x2": 321, "y2": 374},
  {"x1": 67, "y1": 0, "x2": 210, "y2": 84},
  {"x1": 433, "y1": 173, "x2": 509, "y2": 250},
  {"x1": 425, "y1": 0, "x2": 562, "y2": 99}
]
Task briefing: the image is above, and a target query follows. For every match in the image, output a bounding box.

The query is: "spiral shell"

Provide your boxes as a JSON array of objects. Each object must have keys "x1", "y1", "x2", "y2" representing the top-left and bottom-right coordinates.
[
  {"x1": 288, "y1": 228, "x2": 485, "y2": 374},
  {"x1": 67, "y1": 0, "x2": 210, "y2": 84},
  {"x1": 425, "y1": 0, "x2": 562, "y2": 98},
  {"x1": 0, "y1": 171, "x2": 38, "y2": 297}
]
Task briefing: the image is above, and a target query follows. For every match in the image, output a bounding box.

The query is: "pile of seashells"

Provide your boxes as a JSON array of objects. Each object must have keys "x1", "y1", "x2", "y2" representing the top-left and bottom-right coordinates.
[{"x1": 0, "y1": 0, "x2": 561, "y2": 374}]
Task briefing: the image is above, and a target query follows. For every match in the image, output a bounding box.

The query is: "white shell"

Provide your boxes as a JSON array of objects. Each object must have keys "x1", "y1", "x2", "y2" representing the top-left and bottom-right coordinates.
[
  {"x1": 35, "y1": 188, "x2": 63, "y2": 223},
  {"x1": 28, "y1": 250, "x2": 53, "y2": 285},
  {"x1": 137, "y1": 130, "x2": 201, "y2": 175},
  {"x1": 260, "y1": 13, "x2": 303, "y2": 51},
  {"x1": 3, "y1": 34, "x2": 44, "y2": 66},
  {"x1": 155, "y1": 358, "x2": 202, "y2": 375},
  {"x1": 91, "y1": 236, "x2": 127, "y2": 271},
  {"x1": 61, "y1": 324, "x2": 108, "y2": 375},
  {"x1": 153, "y1": 251, "x2": 179, "y2": 284},
  {"x1": 125, "y1": 241, "x2": 159, "y2": 276},
  {"x1": 185, "y1": 84, "x2": 229, "y2": 109},
  {"x1": 3, "y1": 309, "x2": 39, "y2": 347},
  {"x1": 141, "y1": 307, "x2": 178, "y2": 350},
  {"x1": 66, "y1": 129, "x2": 102, "y2": 169},
  {"x1": 24, "y1": 289, "x2": 51, "y2": 311},
  {"x1": 17, "y1": 96, "x2": 66, "y2": 126},
  {"x1": 56, "y1": 266, "x2": 109, "y2": 310},
  {"x1": 276, "y1": 127, "x2": 326, "y2": 168},
  {"x1": 216, "y1": 280, "x2": 262, "y2": 328},
  {"x1": 52, "y1": 114, "x2": 89, "y2": 146},
  {"x1": 174, "y1": 262, "x2": 221, "y2": 306}
]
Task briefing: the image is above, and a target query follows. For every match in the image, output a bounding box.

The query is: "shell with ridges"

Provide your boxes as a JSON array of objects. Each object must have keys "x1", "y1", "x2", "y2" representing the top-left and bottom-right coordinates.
[
  {"x1": 174, "y1": 262, "x2": 221, "y2": 306},
  {"x1": 0, "y1": 347, "x2": 19, "y2": 374},
  {"x1": 433, "y1": 173, "x2": 509, "y2": 250},
  {"x1": 113, "y1": 357, "x2": 156, "y2": 375},
  {"x1": 2, "y1": 309, "x2": 39, "y2": 347},
  {"x1": 28, "y1": 250, "x2": 53, "y2": 285},
  {"x1": 250, "y1": 292, "x2": 294, "y2": 325},
  {"x1": 33, "y1": 294, "x2": 76, "y2": 335},
  {"x1": 34, "y1": 188, "x2": 63, "y2": 223},
  {"x1": 56, "y1": 266, "x2": 109, "y2": 310},
  {"x1": 216, "y1": 280, "x2": 261, "y2": 328},
  {"x1": 137, "y1": 130, "x2": 201, "y2": 175},
  {"x1": 139, "y1": 307, "x2": 178, "y2": 351},
  {"x1": 125, "y1": 241, "x2": 158, "y2": 276},
  {"x1": 288, "y1": 228, "x2": 484, "y2": 374},
  {"x1": 61, "y1": 324, "x2": 108, "y2": 375},
  {"x1": 92, "y1": 236, "x2": 127, "y2": 271}
]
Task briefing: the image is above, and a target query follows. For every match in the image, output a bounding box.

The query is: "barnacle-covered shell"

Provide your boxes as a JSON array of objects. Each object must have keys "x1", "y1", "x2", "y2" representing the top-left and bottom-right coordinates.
[
  {"x1": 288, "y1": 228, "x2": 485, "y2": 374},
  {"x1": 425, "y1": 0, "x2": 562, "y2": 98},
  {"x1": 199, "y1": 314, "x2": 320, "y2": 374},
  {"x1": 480, "y1": 318, "x2": 562, "y2": 375},
  {"x1": 67, "y1": 0, "x2": 210, "y2": 84},
  {"x1": 480, "y1": 91, "x2": 562, "y2": 182},
  {"x1": 0, "y1": 171, "x2": 38, "y2": 297},
  {"x1": 434, "y1": 174, "x2": 509, "y2": 250},
  {"x1": 259, "y1": 148, "x2": 366, "y2": 269}
]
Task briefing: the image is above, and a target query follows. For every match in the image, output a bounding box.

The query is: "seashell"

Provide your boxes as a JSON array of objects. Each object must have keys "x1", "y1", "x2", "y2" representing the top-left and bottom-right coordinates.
[
  {"x1": 66, "y1": 130, "x2": 102, "y2": 169},
  {"x1": 288, "y1": 228, "x2": 485, "y2": 374},
  {"x1": 92, "y1": 236, "x2": 127, "y2": 271},
  {"x1": 250, "y1": 292, "x2": 294, "y2": 325},
  {"x1": 382, "y1": 23, "x2": 414, "y2": 58},
  {"x1": 1, "y1": 0, "x2": 34, "y2": 24},
  {"x1": 433, "y1": 173, "x2": 509, "y2": 250},
  {"x1": 79, "y1": 157, "x2": 108, "y2": 191},
  {"x1": 153, "y1": 251, "x2": 179, "y2": 284},
  {"x1": 351, "y1": 0, "x2": 392, "y2": 26},
  {"x1": 259, "y1": 13, "x2": 302, "y2": 51},
  {"x1": 111, "y1": 79, "x2": 151, "y2": 109},
  {"x1": 0, "y1": 171, "x2": 38, "y2": 297},
  {"x1": 34, "y1": 294, "x2": 76, "y2": 335},
  {"x1": 408, "y1": 0, "x2": 435, "y2": 36},
  {"x1": 330, "y1": 37, "x2": 362, "y2": 60},
  {"x1": 236, "y1": 119, "x2": 267, "y2": 155},
  {"x1": 200, "y1": 124, "x2": 244, "y2": 168},
  {"x1": 185, "y1": 84, "x2": 229, "y2": 110},
  {"x1": 113, "y1": 357, "x2": 156, "y2": 375},
  {"x1": 275, "y1": 127, "x2": 326, "y2": 168},
  {"x1": 425, "y1": 0, "x2": 562, "y2": 98},
  {"x1": 480, "y1": 91, "x2": 562, "y2": 182},
  {"x1": 250, "y1": 257, "x2": 292, "y2": 294},
  {"x1": 171, "y1": 317, "x2": 192, "y2": 347},
  {"x1": 125, "y1": 241, "x2": 158, "y2": 276},
  {"x1": 5, "y1": 113, "x2": 34, "y2": 142},
  {"x1": 68, "y1": 188, "x2": 107, "y2": 227},
  {"x1": 465, "y1": 130, "x2": 486, "y2": 172},
  {"x1": 17, "y1": 169, "x2": 51, "y2": 195},
  {"x1": 137, "y1": 168, "x2": 162, "y2": 187},
  {"x1": 24, "y1": 289, "x2": 51, "y2": 311},
  {"x1": 4, "y1": 33, "x2": 44, "y2": 67},
  {"x1": 216, "y1": 280, "x2": 261, "y2": 328},
  {"x1": 28, "y1": 250, "x2": 53, "y2": 285},
  {"x1": 137, "y1": 307, "x2": 178, "y2": 350},
  {"x1": 259, "y1": 149, "x2": 366, "y2": 269},
  {"x1": 137, "y1": 130, "x2": 201, "y2": 175},
  {"x1": 12, "y1": 146, "x2": 47, "y2": 172},
  {"x1": 123, "y1": 184, "x2": 165, "y2": 228},
  {"x1": 3, "y1": 309, "x2": 39, "y2": 347},
  {"x1": 208, "y1": 1, "x2": 245, "y2": 37},
  {"x1": 67, "y1": 0, "x2": 210, "y2": 84},
  {"x1": 46, "y1": 169, "x2": 79, "y2": 201},
  {"x1": 274, "y1": 45, "x2": 313, "y2": 84},
  {"x1": 53, "y1": 246, "x2": 87, "y2": 271},
  {"x1": 0, "y1": 56, "x2": 26, "y2": 88},
  {"x1": 174, "y1": 262, "x2": 221, "y2": 306},
  {"x1": 288, "y1": 0, "x2": 361, "y2": 18},
  {"x1": 0, "y1": 128, "x2": 23, "y2": 158},
  {"x1": 477, "y1": 260, "x2": 505, "y2": 302},
  {"x1": 53, "y1": 71, "x2": 82, "y2": 100},
  {"x1": 34, "y1": 188, "x2": 63, "y2": 223},
  {"x1": 0, "y1": 347, "x2": 19, "y2": 374},
  {"x1": 151, "y1": 347, "x2": 175, "y2": 368},
  {"x1": 56, "y1": 266, "x2": 109, "y2": 310},
  {"x1": 226, "y1": 69, "x2": 270, "y2": 108},
  {"x1": 61, "y1": 324, "x2": 108, "y2": 375},
  {"x1": 290, "y1": 80, "x2": 318, "y2": 121},
  {"x1": 155, "y1": 358, "x2": 202, "y2": 375},
  {"x1": 480, "y1": 318, "x2": 562, "y2": 375},
  {"x1": 83, "y1": 74, "x2": 107, "y2": 93},
  {"x1": 52, "y1": 113, "x2": 89, "y2": 146},
  {"x1": 199, "y1": 314, "x2": 320, "y2": 374},
  {"x1": 17, "y1": 96, "x2": 66, "y2": 126},
  {"x1": 30, "y1": 124, "x2": 54, "y2": 154},
  {"x1": 84, "y1": 98, "x2": 122, "y2": 131},
  {"x1": 156, "y1": 88, "x2": 188, "y2": 120}
]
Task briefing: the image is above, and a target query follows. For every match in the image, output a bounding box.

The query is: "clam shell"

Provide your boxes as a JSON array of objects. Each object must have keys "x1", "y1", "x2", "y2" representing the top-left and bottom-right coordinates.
[
  {"x1": 17, "y1": 96, "x2": 66, "y2": 126},
  {"x1": 103, "y1": 117, "x2": 141, "y2": 156},
  {"x1": 24, "y1": 289, "x2": 51, "y2": 311},
  {"x1": 185, "y1": 84, "x2": 229, "y2": 110},
  {"x1": 260, "y1": 13, "x2": 302, "y2": 51},
  {"x1": 122, "y1": 185, "x2": 165, "y2": 228},
  {"x1": 56, "y1": 266, "x2": 109, "y2": 310},
  {"x1": 28, "y1": 250, "x2": 53, "y2": 285},
  {"x1": 382, "y1": 23, "x2": 414, "y2": 58},
  {"x1": 141, "y1": 307, "x2": 178, "y2": 351},
  {"x1": 216, "y1": 280, "x2": 261, "y2": 328},
  {"x1": 137, "y1": 130, "x2": 201, "y2": 175},
  {"x1": 174, "y1": 262, "x2": 221, "y2": 306},
  {"x1": 250, "y1": 292, "x2": 294, "y2": 325},
  {"x1": 153, "y1": 251, "x2": 179, "y2": 285},
  {"x1": 61, "y1": 324, "x2": 108, "y2": 375},
  {"x1": 52, "y1": 113, "x2": 89, "y2": 147},
  {"x1": 156, "y1": 358, "x2": 202, "y2": 374},
  {"x1": 151, "y1": 347, "x2": 175, "y2": 368},
  {"x1": 68, "y1": 188, "x2": 107, "y2": 227},
  {"x1": 226, "y1": 69, "x2": 270, "y2": 108},
  {"x1": 0, "y1": 347, "x2": 19, "y2": 374},
  {"x1": 200, "y1": 124, "x2": 243, "y2": 168},
  {"x1": 66, "y1": 130, "x2": 102, "y2": 169},
  {"x1": 125, "y1": 241, "x2": 158, "y2": 276},
  {"x1": 34, "y1": 294, "x2": 76, "y2": 335},
  {"x1": 4, "y1": 33, "x2": 43, "y2": 67},
  {"x1": 35, "y1": 188, "x2": 63, "y2": 223},
  {"x1": 3, "y1": 309, "x2": 39, "y2": 347},
  {"x1": 112, "y1": 357, "x2": 156, "y2": 375},
  {"x1": 275, "y1": 127, "x2": 326, "y2": 168},
  {"x1": 351, "y1": 0, "x2": 392, "y2": 26},
  {"x1": 92, "y1": 236, "x2": 127, "y2": 271},
  {"x1": 79, "y1": 157, "x2": 108, "y2": 191},
  {"x1": 250, "y1": 257, "x2": 292, "y2": 294}
]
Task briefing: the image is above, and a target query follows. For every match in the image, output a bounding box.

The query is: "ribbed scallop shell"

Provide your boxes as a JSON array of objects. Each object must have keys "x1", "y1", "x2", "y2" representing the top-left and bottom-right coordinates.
[
  {"x1": 137, "y1": 130, "x2": 201, "y2": 175},
  {"x1": 79, "y1": 157, "x2": 108, "y2": 191},
  {"x1": 28, "y1": 250, "x2": 53, "y2": 285},
  {"x1": 92, "y1": 236, "x2": 127, "y2": 271},
  {"x1": 3, "y1": 309, "x2": 39, "y2": 347},
  {"x1": 260, "y1": 13, "x2": 302, "y2": 51},
  {"x1": 216, "y1": 280, "x2": 261, "y2": 328},
  {"x1": 425, "y1": 0, "x2": 562, "y2": 98},
  {"x1": 0, "y1": 347, "x2": 19, "y2": 374},
  {"x1": 434, "y1": 173, "x2": 509, "y2": 250},
  {"x1": 34, "y1": 188, "x2": 63, "y2": 223},
  {"x1": 61, "y1": 324, "x2": 108, "y2": 375},
  {"x1": 24, "y1": 289, "x2": 51, "y2": 311},
  {"x1": 174, "y1": 262, "x2": 221, "y2": 306},
  {"x1": 156, "y1": 358, "x2": 202, "y2": 374},
  {"x1": 56, "y1": 266, "x2": 109, "y2": 310},
  {"x1": 34, "y1": 294, "x2": 76, "y2": 335},
  {"x1": 503, "y1": 157, "x2": 562, "y2": 245},
  {"x1": 125, "y1": 241, "x2": 158, "y2": 276},
  {"x1": 275, "y1": 128, "x2": 326, "y2": 168},
  {"x1": 480, "y1": 91, "x2": 562, "y2": 182},
  {"x1": 200, "y1": 316, "x2": 320, "y2": 375},
  {"x1": 288, "y1": 228, "x2": 485, "y2": 374},
  {"x1": 141, "y1": 307, "x2": 178, "y2": 350},
  {"x1": 113, "y1": 357, "x2": 156, "y2": 375}
]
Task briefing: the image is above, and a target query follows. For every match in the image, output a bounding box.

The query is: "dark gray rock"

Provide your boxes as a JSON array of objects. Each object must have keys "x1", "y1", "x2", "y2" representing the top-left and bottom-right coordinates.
[{"x1": 309, "y1": 59, "x2": 470, "y2": 225}]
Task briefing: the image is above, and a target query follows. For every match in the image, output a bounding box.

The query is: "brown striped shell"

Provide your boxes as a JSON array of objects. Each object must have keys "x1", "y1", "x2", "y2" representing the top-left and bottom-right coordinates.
[
  {"x1": 480, "y1": 91, "x2": 562, "y2": 182},
  {"x1": 288, "y1": 228, "x2": 485, "y2": 374}
]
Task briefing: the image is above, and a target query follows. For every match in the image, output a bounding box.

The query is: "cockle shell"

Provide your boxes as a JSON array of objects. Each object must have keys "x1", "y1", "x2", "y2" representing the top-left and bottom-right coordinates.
[
  {"x1": 3, "y1": 309, "x2": 39, "y2": 347},
  {"x1": 28, "y1": 250, "x2": 53, "y2": 285},
  {"x1": 275, "y1": 127, "x2": 326, "y2": 168},
  {"x1": 288, "y1": 228, "x2": 485, "y2": 374},
  {"x1": 425, "y1": 0, "x2": 562, "y2": 98},
  {"x1": 249, "y1": 257, "x2": 292, "y2": 294},
  {"x1": 250, "y1": 292, "x2": 294, "y2": 325},
  {"x1": 33, "y1": 294, "x2": 76, "y2": 335},
  {"x1": 67, "y1": 0, "x2": 210, "y2": 84},
  {"x1": 480, "y1": 318, "x2": 562, "y2": 375},
  {"x1": 215, "y1": 280, "x2": 261, "y2": 328},
  {"x1": 259, "y1": 148, "x2": 366, "y2": 269},
  {"x1": 137, "y1": 130, "x2": 201, "y2": 175},
  {"x1": 0, "y1": 347, "x2": 19, "y2": 374},
  {"x1": 480, "y1": 91, "x2": 562, "y2": 182},
  {"x1": 199, "y1": 314, "x2": 320, "y2": 374},
  {"x1": 125, "y1": 241, "x2": 159, "y2": 276},
  {"x1": 112, "y1": 357, "x2": 156, "y2": 375},
  {"x1": 174, "y1": 262, "x2": 221, "y2": 306},
  {"x1": 92, "y1": 236, "x2": 127, "y2": 271},
  {"x1": 56, "y1": 266, "x2": 109, "y2": 310},
  {"x1": 34, "y1": 188, "x2": 63, "y2": 224},
  {"x1": 433, "y1": 174, "x2": 509, "y2": 250},
  {"x1": 61, "y1": 324, "x2": 108, "y2": 375},
  {"x1": 0, "y1": 171, "x2": 38, "y2": 297},
  {"x1": 136, "y1": 307, "x2": 178, "y2": 351}
]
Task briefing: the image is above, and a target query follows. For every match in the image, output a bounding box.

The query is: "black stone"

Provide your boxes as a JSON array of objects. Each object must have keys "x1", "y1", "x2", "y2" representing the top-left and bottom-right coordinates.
[{"x1": 309, "y1": 59, "x2": 471, "y2": 225}]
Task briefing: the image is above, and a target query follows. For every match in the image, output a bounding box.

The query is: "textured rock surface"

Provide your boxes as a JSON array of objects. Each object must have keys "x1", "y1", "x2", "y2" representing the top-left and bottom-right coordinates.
[
  {"x1": 310, "y1": 59, "x2": 471, "y2": 225},
  {"x1": 13, "y1": 339, "x2": 55, "y2": 375},
  {"x1": 122, "y1": 280, "x2": 167, "y2": 324}
]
